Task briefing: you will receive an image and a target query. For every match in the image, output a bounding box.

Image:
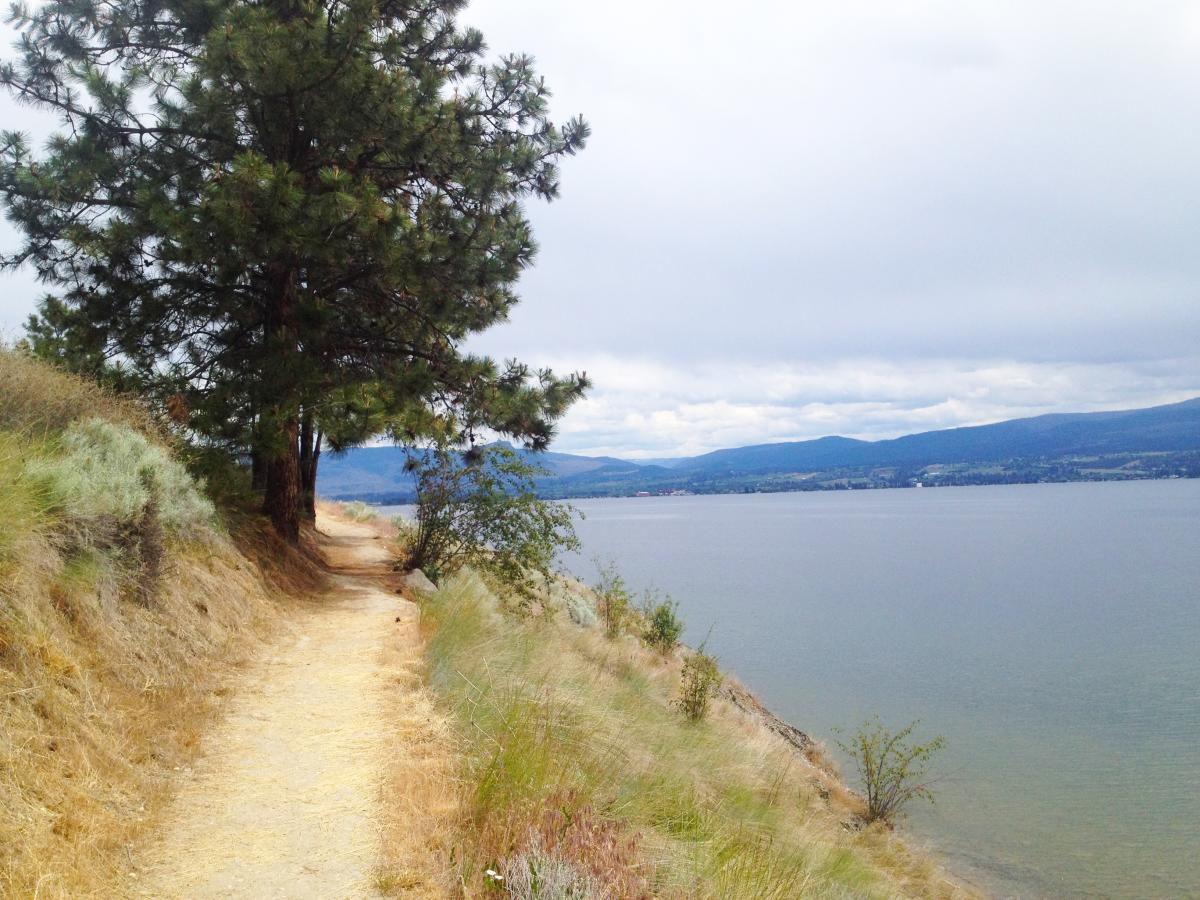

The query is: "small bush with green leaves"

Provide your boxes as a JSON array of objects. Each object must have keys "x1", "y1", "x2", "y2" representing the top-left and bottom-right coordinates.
[
  {"x1": 402, "y1": 445, "x2": 579, "y2": 599},
  {"x1": 593, "y1": 559, "x2": 631, "y2": 639},
  {"x1": 641, "y1": 593, "x2": 683, "y2": 655},
  {"x1": 675, "y1": 647, "x2": 721, "y2": 722},
  {"x1": 836, "y1": 718, "x2": 946, "y2": 825}
]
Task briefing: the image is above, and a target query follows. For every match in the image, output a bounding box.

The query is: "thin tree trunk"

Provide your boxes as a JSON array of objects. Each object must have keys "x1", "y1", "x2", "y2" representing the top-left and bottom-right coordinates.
[
  {"x1": 307, "y1": 428, "x2": 322, "y2": 520},
  {"x1": 299, "y1": 410, "x2": 318, "y2": 521}
]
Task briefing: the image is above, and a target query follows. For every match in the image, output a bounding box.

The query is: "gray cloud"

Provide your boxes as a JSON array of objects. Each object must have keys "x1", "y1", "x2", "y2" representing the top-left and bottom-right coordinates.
[{"x1": 3, "y1": 2, "x2": 1199, "y2": 453}]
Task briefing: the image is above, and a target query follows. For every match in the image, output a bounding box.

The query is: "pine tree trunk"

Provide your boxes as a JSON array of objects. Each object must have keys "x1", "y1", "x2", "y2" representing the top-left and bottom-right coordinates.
[
  {"x1": 307, "y1": 429, "x2": 322, "y2": 519},
  {"x1": 264, "y1": 413, "x2": 301, "y2": 541},
  {"x1": 261, "y1": 264, "x2": 302, "y2": 542}
]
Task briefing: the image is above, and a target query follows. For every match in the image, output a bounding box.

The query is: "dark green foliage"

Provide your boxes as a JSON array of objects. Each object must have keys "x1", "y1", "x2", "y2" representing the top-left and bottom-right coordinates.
[
  {"x1": 401, "y1": 445, "x2": 579, "y2": 599},
  {"x1": 835, "y1": 718, "x2": 946, "y2": 824},
  {"x1": 676, "y1": 647, "x2": 721, "y2": 723},
  {"x1": 1, "y1": 0, "x2": 589, "y2": 538},
  {"x1": 641, "y1": 593, "x2": 683, "y2": 655}
]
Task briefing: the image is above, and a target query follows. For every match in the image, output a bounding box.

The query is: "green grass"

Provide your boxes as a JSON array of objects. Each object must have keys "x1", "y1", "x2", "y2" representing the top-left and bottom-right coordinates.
[
  {"x1": 0, "y1": 431, "x2": 52, "y2": 567},
  {"x1": 419, "y1": 574, "x2": 968, "y2": 899}
]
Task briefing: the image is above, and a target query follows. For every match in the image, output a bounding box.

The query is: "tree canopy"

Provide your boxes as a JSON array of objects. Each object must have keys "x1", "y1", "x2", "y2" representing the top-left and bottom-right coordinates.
[{"x1": 1, "y1": 0, "x2": 589, "y2": 539}]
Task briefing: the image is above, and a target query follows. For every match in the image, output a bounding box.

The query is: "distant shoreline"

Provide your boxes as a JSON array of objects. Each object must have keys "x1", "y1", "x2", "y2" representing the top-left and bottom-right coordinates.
[{"x1": 323, "y1": 467, "x2": 1200, "y2": 507}]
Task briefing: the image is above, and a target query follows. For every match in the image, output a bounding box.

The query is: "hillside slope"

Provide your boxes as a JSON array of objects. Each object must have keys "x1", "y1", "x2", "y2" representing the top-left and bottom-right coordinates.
[
  {"x1": 678, "y1": 397, "x2": 1200, "y2": 474},
  {"x1": 0, "y1": 351, "x2": 321, "y2": 898},
  {"x1": 416, "y1": 565, "x2": 978, "y2": 898}
]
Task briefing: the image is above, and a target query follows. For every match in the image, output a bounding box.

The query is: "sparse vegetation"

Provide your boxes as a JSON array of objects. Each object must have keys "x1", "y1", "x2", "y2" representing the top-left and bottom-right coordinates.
[
  {"x1": 837, "y1": 718, "x2": 947, "y2": 825},
  {"x1": 418, "y1": 571, "x2": 972, "y2": 899},
  {"x1": 676, "y1": 646, "x2": 722, "y2": 722},
  {"x1": 641, "y1": 592, "x2": 684, "y2": 655},
  {"x1": 593, "y1": 559, "x2": 632, "y2": 638}
]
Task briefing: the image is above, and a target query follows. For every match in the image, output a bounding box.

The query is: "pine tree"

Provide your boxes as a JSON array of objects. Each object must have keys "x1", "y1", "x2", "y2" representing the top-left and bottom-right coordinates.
[{"x1": 2, "y1": 0, "x2": 589, "y2": 540}]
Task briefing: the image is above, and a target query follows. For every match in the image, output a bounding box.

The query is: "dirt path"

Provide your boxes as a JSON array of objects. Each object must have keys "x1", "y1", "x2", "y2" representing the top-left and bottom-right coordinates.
[{"x1": 128, "y1": 514, "x2": 447, "y2": 899}]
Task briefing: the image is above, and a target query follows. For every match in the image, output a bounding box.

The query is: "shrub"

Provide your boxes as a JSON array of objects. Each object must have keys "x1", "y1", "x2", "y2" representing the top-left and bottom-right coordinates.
[
  {"x1": 401, "y1": 445, "x2": 580, "y2": 597},
  {"x1": 641, "y1": 593, "x2": 683, "y2": 654},
  {"x1": 593, "y1": 560, "x2": 631, "y2": 639},
  {"x1": 339, "y1": 500, "x2": 378, "y2": 522},
  {"x1": 836, "y1": 718, "x2": 946, "y2": 825},
  {"x1": 26, "y1": 417, "x2": 215, "y2": 538},
  {"x1": 676, "y1": 646, "x2": 721, "y2": 722},
  {"x1": 556, "y1": 581, "x2": 599, "y2": 628}
]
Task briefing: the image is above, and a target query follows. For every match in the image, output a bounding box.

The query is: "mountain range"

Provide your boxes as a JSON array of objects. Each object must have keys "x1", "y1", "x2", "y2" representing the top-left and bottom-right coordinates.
[{"x1": 317, "y1": 397, "x2": 1200, "y2": 502}]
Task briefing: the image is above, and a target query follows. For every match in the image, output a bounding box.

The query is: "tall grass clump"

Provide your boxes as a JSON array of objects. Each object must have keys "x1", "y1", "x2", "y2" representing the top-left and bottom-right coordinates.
[
  {"x1": 0, "y1": 431, "x2": 50, "y2": 567},
  {"x1": 418, "y1": 572, "x2": 973, "y2": 899}
]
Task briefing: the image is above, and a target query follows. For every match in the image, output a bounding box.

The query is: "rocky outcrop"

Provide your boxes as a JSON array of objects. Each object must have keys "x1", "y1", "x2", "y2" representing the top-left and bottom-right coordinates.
[{"x1": 721, "y1": 679, "x2": 813, "y2": 755}]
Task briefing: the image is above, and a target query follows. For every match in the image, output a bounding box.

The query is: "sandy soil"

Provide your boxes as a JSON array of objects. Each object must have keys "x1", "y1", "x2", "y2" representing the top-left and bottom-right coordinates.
[{"x1": 127, "y1": 514, "x2": 433, "y2": 899}]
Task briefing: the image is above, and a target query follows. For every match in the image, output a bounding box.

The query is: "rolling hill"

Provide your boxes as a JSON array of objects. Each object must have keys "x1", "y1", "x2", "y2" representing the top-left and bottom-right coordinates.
[{"x1": 317, "y1": 397, "x2": 1200, "y2": 501}]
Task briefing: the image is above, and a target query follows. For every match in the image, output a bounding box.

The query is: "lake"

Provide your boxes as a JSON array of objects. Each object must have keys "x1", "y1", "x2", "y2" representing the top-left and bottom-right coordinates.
[{"x1": 384, "y1": 480, "x2": 1200, "y2": 897}]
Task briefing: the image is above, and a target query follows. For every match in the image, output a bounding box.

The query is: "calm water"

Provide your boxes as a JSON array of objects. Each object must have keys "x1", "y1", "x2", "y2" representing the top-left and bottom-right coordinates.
[{"x1": 383, "y1": 480, "x2": 1200, "y2": 897}]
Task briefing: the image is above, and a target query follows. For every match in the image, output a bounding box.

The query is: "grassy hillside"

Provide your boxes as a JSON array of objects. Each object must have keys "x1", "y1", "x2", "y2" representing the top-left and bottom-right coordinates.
[
  {"x1": 412, "y1": 568, "x2": 974, "y2": 898},
  {"x1": 0, "y1": 350, "x2": 321, "y2": 898}
]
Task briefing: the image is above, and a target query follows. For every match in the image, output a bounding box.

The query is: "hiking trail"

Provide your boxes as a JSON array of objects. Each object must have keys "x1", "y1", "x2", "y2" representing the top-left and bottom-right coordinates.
[{"x1": 128, "y1": 513, "x2": 448, "y2": 899}]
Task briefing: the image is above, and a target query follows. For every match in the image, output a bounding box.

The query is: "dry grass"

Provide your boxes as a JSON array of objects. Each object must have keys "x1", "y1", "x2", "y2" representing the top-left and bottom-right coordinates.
[
  {"x1": 417, "y1": 572, "x2": 979, "y2": 899},
  {"x1": 0, "y1": 350, "x2": 157, "y2": 440},
  {"x1": 373, "y1": 607, "x2": 462, "y2": 898},
  {"x1": 0, "y1": 351, "x2": 323, "y2": 899}
]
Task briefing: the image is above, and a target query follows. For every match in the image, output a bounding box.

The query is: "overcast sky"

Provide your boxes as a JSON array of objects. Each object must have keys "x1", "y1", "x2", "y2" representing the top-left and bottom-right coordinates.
[{"x1": 3, "y1": 1, "x2": 1199, "y2": 457}]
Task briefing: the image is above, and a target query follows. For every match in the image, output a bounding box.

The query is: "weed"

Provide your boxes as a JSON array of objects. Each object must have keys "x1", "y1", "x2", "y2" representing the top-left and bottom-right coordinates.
[
  {"x1": 593, "y1": 559, "x2": 631, "y2": 639},
  {"x1": 676, "y1": 646, "x2": 722, "y2": 723}
]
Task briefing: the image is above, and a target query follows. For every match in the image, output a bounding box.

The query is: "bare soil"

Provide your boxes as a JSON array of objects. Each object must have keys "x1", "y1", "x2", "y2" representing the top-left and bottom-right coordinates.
[{"x1": 127, "y1": 514, "x2": 437, "y2": 898}]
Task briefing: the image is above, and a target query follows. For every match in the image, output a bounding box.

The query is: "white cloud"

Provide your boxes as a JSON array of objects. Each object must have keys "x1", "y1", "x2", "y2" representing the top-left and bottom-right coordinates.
[
  {"x1": 539, "y1": 354, "x2": 1200, "y2": 457},
  {"x1": 2, "y1": 2, "x2": 1198, "y2": 456}
]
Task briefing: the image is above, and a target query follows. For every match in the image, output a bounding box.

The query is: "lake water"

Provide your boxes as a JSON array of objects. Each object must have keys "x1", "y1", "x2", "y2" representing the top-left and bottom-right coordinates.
[{"x1": 382, "y1": 480, "x2": 1200, "y2": 898}]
